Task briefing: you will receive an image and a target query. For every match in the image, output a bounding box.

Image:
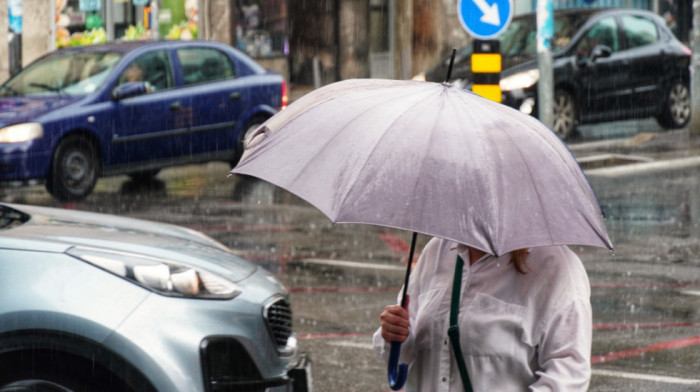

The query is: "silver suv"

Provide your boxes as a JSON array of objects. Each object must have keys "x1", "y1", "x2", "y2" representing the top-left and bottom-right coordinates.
[{"x1": 0, "y1": 202, "x2": 311, "y2": 392}]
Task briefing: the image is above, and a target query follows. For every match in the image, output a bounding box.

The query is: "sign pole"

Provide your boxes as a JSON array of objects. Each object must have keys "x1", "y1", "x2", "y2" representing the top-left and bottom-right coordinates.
[
  {"x1": 536, "y1": 0, "x2": 554, "y2": 129},
  {"x1": 691, "y1": 0, "x2": 700, "y2": 136},
  {"x1": 472, "y1": 40, "x2": 502, "y2": 102},
  {"x1": 151, "y1": 0, "x2": 160, "y2": 39},
  {"x1": 457, "y1": 0, "x2": 512, "y2": 103}
]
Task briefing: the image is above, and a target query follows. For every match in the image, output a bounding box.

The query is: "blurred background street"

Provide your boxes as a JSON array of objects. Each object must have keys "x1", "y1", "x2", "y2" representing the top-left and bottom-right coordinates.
[
  {"x1": 2, "y1": 108, "x2": 700, "y2": 390},
  {"x1": 2, "y1": 0, "x2": 700, "y2": 390}
]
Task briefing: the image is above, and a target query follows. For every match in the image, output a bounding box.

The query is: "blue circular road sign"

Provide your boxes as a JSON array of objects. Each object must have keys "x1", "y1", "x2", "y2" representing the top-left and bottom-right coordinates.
[{"x1": 457, "y1": 0, "x2": 513, "y2": 39}]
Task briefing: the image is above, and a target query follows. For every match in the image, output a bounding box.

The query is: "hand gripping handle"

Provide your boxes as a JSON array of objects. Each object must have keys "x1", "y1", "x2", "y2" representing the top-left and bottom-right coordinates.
[{"x1": 387, "y1": 232, "x2": 417, "y2": 391}]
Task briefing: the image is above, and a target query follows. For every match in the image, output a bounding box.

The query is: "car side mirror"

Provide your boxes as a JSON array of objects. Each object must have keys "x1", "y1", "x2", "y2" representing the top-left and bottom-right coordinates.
[
  {"x1": 112, "y1": 82, "x2": 148, "y2": 100},
  {"x1": 588, "y1": 45, "x2": 612, "y2": 64}
]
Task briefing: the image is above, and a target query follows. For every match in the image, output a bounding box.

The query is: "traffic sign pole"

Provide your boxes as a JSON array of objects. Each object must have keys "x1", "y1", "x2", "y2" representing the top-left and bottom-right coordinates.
[
  {"x1": 457, "y1": 0, "x2": 512, "y2": 39},
  {"x1": 472, "y1": 40, "x2": 502, "y2": 103},
  {"x1": 691, "y1": 0, "x2": 700, "y2": 135},
  {"x1": 537, "y1": 0, "x2": 554, "y2": 129},
  {"x1": 457, "y1": 0, "x2": 513, "y2": 103}
]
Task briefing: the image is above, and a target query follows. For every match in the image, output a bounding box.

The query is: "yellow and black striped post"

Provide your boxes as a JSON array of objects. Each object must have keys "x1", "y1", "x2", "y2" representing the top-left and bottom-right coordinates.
[{"x1": 471, "y1": 39, "x2": 502, "y2": 103}]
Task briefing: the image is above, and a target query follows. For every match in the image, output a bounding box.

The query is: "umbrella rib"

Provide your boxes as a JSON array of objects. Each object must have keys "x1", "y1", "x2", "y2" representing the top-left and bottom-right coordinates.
[
  {"x1": 504, "y1": 129, "x2": 557, "y2": 246},
  {"x1": 333, "y1": 85, "x2": 444, "y2": 218},
  {"x1": 450, "y1": 90, "x2": 558, "y2": 252},
  {"x1": 512, "y1": 115, "x2": 610, "y2": 248},
  {"x1": 447, "y1": 90, "x2": 499, "y2": 254},
  {"x1": 500, "y1": 114, "x2": 601, "y2": 250}
]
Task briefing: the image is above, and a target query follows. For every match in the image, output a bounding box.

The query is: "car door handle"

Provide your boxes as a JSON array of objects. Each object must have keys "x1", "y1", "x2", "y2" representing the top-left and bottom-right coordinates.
[
  {"x1": 230, "y1": 92, "x2": 242, "y2": 101},
  {"x1": 170, "y1": 101, "x2": 183, "y2": 111}
]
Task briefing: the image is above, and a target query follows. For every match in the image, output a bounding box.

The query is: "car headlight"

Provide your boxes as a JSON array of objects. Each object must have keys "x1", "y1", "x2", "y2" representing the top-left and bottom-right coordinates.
[
  {"x1": 67, "y1": 246, "x2": 242, "y2": 299},
  {"x1": 0, "y1": 123, "x2": 43, "y2": 143},
  {"x1": 499, "y1": 69, "x2": 540, "y2": 91}
]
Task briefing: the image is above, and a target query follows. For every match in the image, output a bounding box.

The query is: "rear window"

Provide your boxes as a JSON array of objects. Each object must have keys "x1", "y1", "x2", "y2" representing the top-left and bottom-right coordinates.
[
  {"x1": 177, "y1": 48, "x2": 236, "y2": 86},
  {"x1": 622, "y1": 15, "x2": 659, "y2": 49},
  {"x1": 497, "y1": 12, "x2": 595, "y2": 58}
]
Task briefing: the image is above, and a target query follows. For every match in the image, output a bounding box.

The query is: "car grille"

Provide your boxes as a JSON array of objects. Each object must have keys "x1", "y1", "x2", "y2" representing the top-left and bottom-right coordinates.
[
  {"x1": 264, "y1": 297, "x2": 292, "y2": 348},
  {"x1": 200, "y1": 337, "x2": 290, "y2": 392}
]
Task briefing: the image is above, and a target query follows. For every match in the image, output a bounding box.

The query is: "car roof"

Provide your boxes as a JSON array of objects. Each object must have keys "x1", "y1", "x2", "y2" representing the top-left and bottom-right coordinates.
[
  {"x1": 513, "y1": 7, "x2": 660, "y2": 20},
  {"x1": 53, "y1": 40, "x2": 229, "y2": 55}
]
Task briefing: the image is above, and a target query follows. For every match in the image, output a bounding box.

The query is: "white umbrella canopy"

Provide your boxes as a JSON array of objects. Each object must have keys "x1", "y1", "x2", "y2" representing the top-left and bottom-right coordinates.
[{"x1": 232, "y1": 78, "x2": 612, "y2": 256}]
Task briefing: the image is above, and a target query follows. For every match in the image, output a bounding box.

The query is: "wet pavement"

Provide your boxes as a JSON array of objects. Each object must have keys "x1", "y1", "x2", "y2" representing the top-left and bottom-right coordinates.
[{"x1": 2, "y1": 106, "x2": 700, "y2": 390}]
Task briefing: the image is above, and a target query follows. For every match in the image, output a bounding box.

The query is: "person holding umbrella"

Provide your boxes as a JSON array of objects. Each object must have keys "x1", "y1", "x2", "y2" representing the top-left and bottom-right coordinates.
[
  {"x1": 229, "y1": 77, "x2": 612, "y2": 391},
  {"x1": 374, "y1": 240, "x2": 593, "y2": 391}
]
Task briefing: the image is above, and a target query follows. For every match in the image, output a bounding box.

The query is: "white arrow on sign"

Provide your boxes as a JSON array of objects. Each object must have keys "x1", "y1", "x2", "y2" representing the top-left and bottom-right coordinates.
[{"x1": 473, "y1": 0, "x2": 500, "y2": 26}]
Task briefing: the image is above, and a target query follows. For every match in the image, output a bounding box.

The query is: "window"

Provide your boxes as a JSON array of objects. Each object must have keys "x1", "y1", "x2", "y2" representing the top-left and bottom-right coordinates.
[
  {"x1": 576, "y1": 17, "x2": 618, "y2": 60},
  {"x1": 236, "y1": 0, "x2": 289, "y2": 58},
  {"x1": 0, "y1": 51, "x2": 122, "y2": 97},
  {"x1": 177, "y1": 48, "x2": 235, "y2": 86},
  {"x1": 118, "y1": 50, "x2": 174, "y2": 92},
  {"x1": 622, "y1": 15, "x2": 659, "y2": 49},
  {"x1": 369, "y1": 0, "x2": 390, "y2": 53}
]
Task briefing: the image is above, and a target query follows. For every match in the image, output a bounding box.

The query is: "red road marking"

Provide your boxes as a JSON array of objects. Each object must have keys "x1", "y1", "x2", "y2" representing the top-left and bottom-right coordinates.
[
  {"x1": 299, "y1": 332, "x2": 700, "y2": 370},
  {"x1": 288, "y1": 286, "x2": 401, "y2": 293},
  {"x1": 591, "y1": 282, "x2": 695, "y2": 288},
  {"x1": 288, "y1": 285, "x2": 700, "y2": 296},
  {"x1": 594, "y1": 322, "x2": 700, "y2": 330},
  {"x1": 377, "y1": 231, "x2": 420, "y2": 266},
  {"x1": 240, "y1": 253, "x2": 299, "y2": 262},
  {"x1": 188, "y1": 224, "x2": 291, "y2": 232},
  {"x1": 298, "y1": 332, "x2": 373, "y2": 340},
  {"x1": 297, "y1": 324, "x2": 700, "y2": 340},
  {"x1": 591, "y1": 335, "x2": 700, "y2": 364},
  {"x1": 377, "y1": 232, "x2": 410, "y2": 254}
]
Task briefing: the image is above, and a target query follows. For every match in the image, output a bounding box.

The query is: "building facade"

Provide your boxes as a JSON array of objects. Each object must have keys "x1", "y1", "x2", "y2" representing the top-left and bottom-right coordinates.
[{"x1": 0, "y1": 0, "x2": 692, "y2": 86}]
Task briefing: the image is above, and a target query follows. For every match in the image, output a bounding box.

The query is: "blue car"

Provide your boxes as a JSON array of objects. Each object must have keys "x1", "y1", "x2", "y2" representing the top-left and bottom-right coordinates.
[{"x1": 0, "y1": 40, "x2": 287, "y2": 201}]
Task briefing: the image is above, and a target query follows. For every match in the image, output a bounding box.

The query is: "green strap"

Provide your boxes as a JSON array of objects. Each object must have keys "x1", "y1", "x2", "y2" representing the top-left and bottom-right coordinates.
[{"x1": 449, "y1": 255, "x2": 474, "y2": 392}]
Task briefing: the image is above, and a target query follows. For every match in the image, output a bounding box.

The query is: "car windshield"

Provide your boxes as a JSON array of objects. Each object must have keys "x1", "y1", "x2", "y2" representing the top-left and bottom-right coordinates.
[
  {"x1": 499, "y1": 12, "x2": 592, "y2": 57},
  {"x1": 0, "y1": 51, "x2": 122, "y2": 97}
]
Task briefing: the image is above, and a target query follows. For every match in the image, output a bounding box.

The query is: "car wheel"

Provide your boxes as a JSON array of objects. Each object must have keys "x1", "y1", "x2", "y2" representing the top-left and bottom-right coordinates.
[
  {"x1": 0, "y1": 352, "x2": 129, "y2": 392},
  {"x1": 552, "y1": 89, "x2": 577, "y2": 140},
  {"x1": 231, "y1": 116, "x2": 268, "y2": 167},
  {"x1": 46, "y1": 135, "x2": 99, "y2": 202},
  {"x1": 657, "y1": 81, "x2": 690, "y2": 129},
  {"x1": 128, "y1": 169, "x2": 161, "y2": 182},
  {"x1": 0, "y1": 380, "x2": 74, "y2": 392}
]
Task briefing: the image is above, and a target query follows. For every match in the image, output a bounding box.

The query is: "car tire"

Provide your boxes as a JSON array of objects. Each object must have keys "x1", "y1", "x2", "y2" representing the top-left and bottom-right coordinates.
[
  {"x1": 46, "y1": 135, "x2": 99, "y2": 202},
  {"x1": 657, "y1": 81, "x2": 690, "y2": 129},
  {"x1": 128, "y1": 169, "x2": 161, "y2": 182},
  {"x1": 0, "y1": 380, "x2": 74, "y2": 392},
  {"x1": 231, "y1": 116, "x2": 268, "y2": 167},
  {"x1": 0, "y1": 352, "x2": 130, "y2": 392},
  {"x1": 552, "y1": 89, "x2": 577, "y2": 140}
]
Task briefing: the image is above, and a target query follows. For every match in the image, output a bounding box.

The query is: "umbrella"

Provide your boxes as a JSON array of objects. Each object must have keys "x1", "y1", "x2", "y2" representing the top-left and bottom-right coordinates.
[{"x1": 230, "y1": 77, "x2": 612, "y2": 389}]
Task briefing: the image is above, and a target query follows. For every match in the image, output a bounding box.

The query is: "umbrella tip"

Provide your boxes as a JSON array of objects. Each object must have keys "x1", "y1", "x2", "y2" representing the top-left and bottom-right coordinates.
[{"x1": 444, "y1": 48, "x2": 457, "y2": 84}]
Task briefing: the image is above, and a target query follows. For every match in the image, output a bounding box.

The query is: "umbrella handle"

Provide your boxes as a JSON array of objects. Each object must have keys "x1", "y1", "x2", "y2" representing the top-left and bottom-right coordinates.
[
  {"x1": 387, "y1": 341, "x2": 408, "y2": 390},
  {"x1": 387, "y1": 232, "x2": 418, "y2": 391}
]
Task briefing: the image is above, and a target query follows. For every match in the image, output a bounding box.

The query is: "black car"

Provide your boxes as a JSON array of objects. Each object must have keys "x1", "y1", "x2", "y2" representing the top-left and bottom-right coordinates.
[{"x1": 417, "y1": 8, "x2": 691, "y2": 139}]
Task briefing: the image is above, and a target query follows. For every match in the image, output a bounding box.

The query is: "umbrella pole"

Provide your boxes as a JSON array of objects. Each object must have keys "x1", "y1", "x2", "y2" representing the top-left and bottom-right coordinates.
[
  {"x1": 444, "y1": 48, "x2": 457, "y2": 83},
  {"x1": 399, "y1": 232, "x2": 418, "y2": 307},
  {"x1": 387, "y1": 232, "x2": 418, "y2": 390}
]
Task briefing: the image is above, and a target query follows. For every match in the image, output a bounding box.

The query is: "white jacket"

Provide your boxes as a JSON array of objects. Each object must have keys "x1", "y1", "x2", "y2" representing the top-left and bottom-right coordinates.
[{"x1": 373, "y1": 238, "x2": 592, "y2": 391}]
